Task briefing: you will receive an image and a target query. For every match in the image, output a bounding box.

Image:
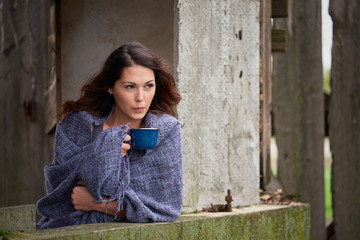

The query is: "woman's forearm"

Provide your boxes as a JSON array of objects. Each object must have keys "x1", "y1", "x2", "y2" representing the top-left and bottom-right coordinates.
[{"x1": 72, "y1": 185, "x2": 126, "y2": 219}]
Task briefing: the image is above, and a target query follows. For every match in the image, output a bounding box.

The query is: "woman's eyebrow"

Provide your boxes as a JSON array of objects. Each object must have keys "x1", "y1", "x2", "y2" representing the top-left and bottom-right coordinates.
[
  {"x1": 122, "y1": 80, "x2": 155, "y2": 85},
  {"x1": 121, "y1": 81, "x2": 136, "y2": 85}
]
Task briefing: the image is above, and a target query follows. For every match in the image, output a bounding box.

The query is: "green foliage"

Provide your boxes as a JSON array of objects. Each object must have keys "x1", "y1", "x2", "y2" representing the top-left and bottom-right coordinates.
[
  {"x1": 272, "y1": 167, "x2": 278, "y2": 177},
  {"x1": 323, "y1": 68, "x2": 331, "y2": 94},
  {"x1": 325, "y1": 166, "x2": 333, "y2": 221},
  {"x1": 0, "y1": 230, "x2": 11, "y2": 236}
]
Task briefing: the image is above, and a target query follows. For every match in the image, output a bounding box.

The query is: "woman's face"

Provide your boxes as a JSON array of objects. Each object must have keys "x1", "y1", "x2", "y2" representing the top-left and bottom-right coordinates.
[{"x1": 110, "y1": 64, "x2": 156, "y2": 127}]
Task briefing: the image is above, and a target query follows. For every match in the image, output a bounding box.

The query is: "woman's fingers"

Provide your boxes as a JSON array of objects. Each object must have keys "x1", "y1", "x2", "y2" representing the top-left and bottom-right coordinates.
[
  {"x1": 71, "y1": 186, "x2": 96, "y2": 211},
  {"x1": 121, "y1": 143, "x2": 130, "y2": 156},
  {"x1": 124, "y1": 134, "x2": 131, "y2": 142},
  {"x1": 121, "y1": 135, "x2": 131, "y2": 156},
  {"x1": 122, "y1": 143, "x2": 131, "y2": 150}
]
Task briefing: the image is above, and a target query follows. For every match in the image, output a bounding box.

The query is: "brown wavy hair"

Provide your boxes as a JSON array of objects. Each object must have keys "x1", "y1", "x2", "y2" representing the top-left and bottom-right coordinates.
[{"x1": 60, "y1": 42, "x2": 181, "y2": 118}]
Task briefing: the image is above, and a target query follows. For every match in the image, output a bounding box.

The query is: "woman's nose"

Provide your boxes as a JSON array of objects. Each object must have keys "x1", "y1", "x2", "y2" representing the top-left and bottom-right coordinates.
[{"x1": 135, "y1": 90, "x2": 144, "y2": 101}]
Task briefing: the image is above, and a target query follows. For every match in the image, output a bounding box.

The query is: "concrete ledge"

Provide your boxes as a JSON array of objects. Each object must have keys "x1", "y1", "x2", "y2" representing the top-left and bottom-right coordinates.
[
  {"x1": 5, "y1": 204, "x2": 310, "y2": 240},
  {"x1": 0, "y1": 204, "x2": 36, "y2": 233}
]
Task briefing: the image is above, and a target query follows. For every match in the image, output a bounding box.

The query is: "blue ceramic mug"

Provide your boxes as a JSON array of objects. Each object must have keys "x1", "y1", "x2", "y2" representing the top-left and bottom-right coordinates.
[{"x1": 129, "y1": 128, "x2": 159, "y2": 150}]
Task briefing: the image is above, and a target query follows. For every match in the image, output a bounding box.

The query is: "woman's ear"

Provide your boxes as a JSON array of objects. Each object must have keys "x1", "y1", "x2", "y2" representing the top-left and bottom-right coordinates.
[{"x1": 108, "y1": 88, "x2": 113, "y2": 94}]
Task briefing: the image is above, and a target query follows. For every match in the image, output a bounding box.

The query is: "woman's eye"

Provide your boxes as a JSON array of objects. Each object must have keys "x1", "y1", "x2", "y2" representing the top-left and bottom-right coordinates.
[
  {"x1": 145, "y1": 84, "x2": 154, "y2": 88},
  {"x1": 125, "y1": 85, "x2": 135, "y2": 89}
]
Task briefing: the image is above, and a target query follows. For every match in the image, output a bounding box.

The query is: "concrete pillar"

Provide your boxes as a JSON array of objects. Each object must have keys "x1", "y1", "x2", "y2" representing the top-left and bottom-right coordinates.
[
  {"x1": 60, "y1": 0, "x2": 260, "y2": 212},
  {"x1": 175, "y1": 0, "x2": 260, "y2": 211}
]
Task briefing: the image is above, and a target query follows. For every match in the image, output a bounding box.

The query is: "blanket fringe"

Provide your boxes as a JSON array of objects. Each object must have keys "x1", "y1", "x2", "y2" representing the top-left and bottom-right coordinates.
[{"x1": 114, "y1": 150, "x2": 131, "y2": 219}]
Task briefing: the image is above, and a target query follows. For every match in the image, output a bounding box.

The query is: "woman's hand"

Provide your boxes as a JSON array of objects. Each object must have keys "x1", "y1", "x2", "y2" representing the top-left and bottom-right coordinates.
[
  {"x1": 71, "y1": 181, "x2": 127, "y2": 219},
  {"x1": 121, "y1": 134, "x2": 131, "y2": 156},
  {"x1": 71, "y1": 183, "x2": 96, "y2": 212}
]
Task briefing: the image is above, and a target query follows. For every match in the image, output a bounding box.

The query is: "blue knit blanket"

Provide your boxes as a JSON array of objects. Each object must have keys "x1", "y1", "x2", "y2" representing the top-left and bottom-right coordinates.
[{"x1": 36, "y1": 111, "x2": 183, "y2": 229}]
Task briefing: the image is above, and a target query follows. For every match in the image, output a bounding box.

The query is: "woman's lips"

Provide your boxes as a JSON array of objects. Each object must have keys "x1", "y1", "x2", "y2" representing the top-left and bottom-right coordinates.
[{"x1": 133, "y1": 107, "x2": 145, "y2": 113}]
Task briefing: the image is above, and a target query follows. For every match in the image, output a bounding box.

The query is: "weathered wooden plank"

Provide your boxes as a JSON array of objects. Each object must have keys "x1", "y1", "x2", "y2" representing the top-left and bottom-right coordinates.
[
  {"x1": 55, "y1": 0, "x2": 62, "y2": 121},
  {"x1": 271, "y1": 28, "x2": 287, "y2": 52},
  {"x1": 0, "y1": 0, "x2": 52, "y2": 207},
  {"x1": 272, "y1": 0, "x2": 325, "y2": 239},
  {"x1": 44, "y1": 75, "x2": 57, "y2": 133},
  {"x1": 272, "y1": 0, "x2": 288, "y2": 18},
  {"x1": 329, "y1": 0, "x2": 360, "y2": 239},
  {"x1": 45, "y1": 32, "x2": 57, "y2": 134},
  {"x1": 260, "y1": 0, "x2": 273, "y2": 188}
]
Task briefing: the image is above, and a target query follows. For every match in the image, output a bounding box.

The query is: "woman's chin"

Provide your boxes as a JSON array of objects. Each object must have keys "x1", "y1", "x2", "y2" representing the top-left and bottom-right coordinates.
[{"x1": 130, "y1": 113, "x2": 146, "y2": 121}]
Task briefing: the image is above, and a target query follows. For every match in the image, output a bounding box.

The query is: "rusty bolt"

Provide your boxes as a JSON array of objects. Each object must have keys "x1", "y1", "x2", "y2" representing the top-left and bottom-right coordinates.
[{"x1": 225, "y1": 189, "x2": 233, "y2": 212}]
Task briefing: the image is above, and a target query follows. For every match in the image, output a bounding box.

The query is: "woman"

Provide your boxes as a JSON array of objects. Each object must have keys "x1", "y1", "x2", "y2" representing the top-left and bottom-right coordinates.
[{"x1": 36, "y1": 42, "x2": 183, "y2": 229}]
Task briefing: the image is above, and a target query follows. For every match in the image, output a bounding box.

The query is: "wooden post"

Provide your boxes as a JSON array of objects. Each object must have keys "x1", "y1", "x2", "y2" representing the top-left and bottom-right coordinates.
[
  {"x1": 272, "y1": 0, "x2": 325, "y2": 239},
  {"x1": 329, "y1": 0, "x2": 360, "y2": 239},
  {"x1": 0, "y1": 0, "x2": 52, "y2": 207},
  {"x1": 55, "y1": 0, "x2": 62, "y2": 120},
  {"x1": 259, "y1": 0, "x2": 273, "y2": 188},
  {"x1": 44, "y1": 2, "x2": 58, "y2": 134}
]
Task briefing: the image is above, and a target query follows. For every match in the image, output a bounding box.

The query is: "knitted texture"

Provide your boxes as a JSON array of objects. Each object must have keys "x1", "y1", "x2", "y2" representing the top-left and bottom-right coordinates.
[{"x1": 36, "y1": 111, "x2": 183, "y2": 229}]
